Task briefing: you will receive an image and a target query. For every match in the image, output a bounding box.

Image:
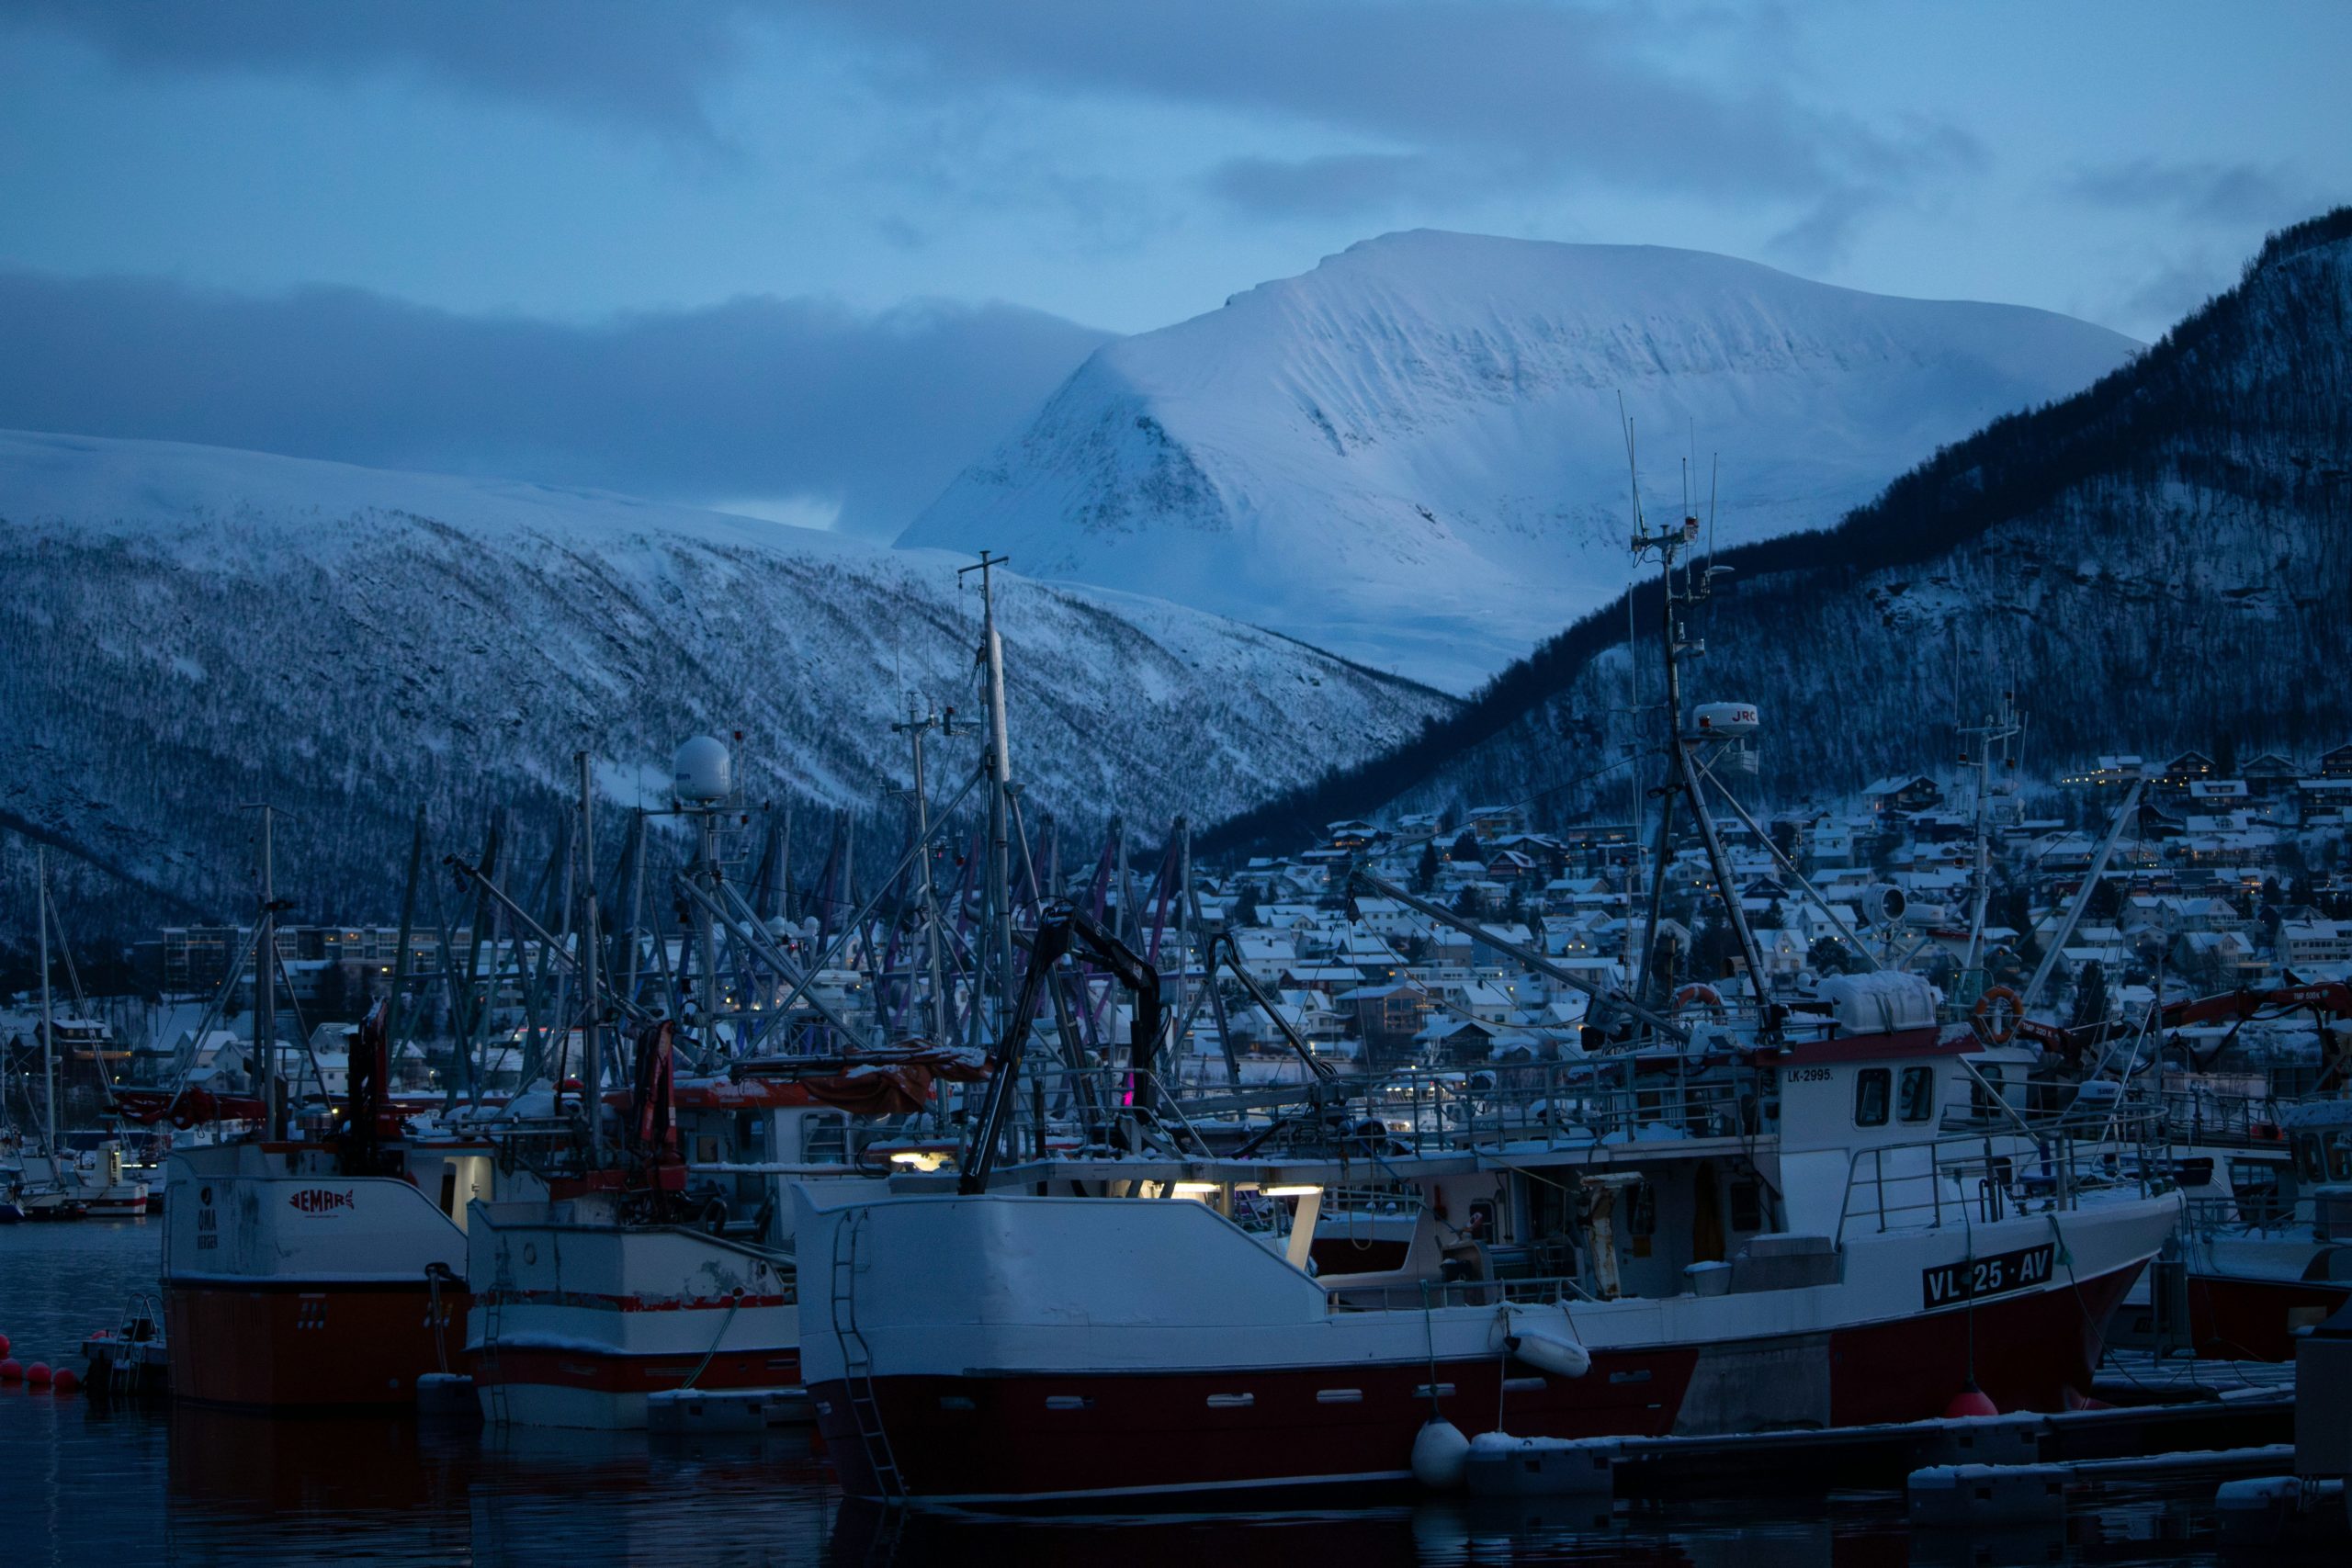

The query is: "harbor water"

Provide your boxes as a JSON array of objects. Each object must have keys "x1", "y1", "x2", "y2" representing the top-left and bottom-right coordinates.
[{"x1": 0, "y1": 1223, "x2": 2314, "y2": 1565}]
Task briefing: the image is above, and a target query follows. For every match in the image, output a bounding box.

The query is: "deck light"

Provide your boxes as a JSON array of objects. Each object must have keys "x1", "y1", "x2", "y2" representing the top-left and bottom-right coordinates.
[{"x1": 1263, "y1": 1184, "x2": 1322, "y2": 1198}]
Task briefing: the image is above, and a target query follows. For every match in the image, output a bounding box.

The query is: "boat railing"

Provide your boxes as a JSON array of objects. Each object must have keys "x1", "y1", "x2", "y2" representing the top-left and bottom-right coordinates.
[
  {"x1": 1160, "y1": 1060, "x2": 1763, "y2": 1160},
  {"x1": 963, "y1": 1064, "x2": 1223, "y2": 1163},
  {"x1": 1328, "y1": 1271, "x2": 1589, "y2": 1314},
  {"x1": 1834, "y1": 1111, "x2": 2168, "y2": 1245},
  {"x1": 2154, "y1": 1089, "x2": 2297, "y2": 1151},
  {"x1": 2181, "y1": 1191, "x2": 2297, "y2": 1237},
  {"x1": 992, "y1": 1056, "x2": 1762, "y2": 1165},
  {"x1": 1320, "y1": 1183, "x2": 1423, "y2": 1216}
]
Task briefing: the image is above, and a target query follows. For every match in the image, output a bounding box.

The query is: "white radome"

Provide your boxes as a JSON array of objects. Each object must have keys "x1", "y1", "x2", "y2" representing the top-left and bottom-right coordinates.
[
  {"x1": 1693, "y1": 702, "x2": 1761, "y2": 738},
  {"x1": 673, "y1": 735, "x2": 732, "y2": 803}
]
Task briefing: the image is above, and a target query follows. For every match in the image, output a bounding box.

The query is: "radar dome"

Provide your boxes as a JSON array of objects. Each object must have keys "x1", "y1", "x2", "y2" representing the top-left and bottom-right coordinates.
[
  {"x1": 673, "y1": 735, "x2": 732, "y2": 803},
  {"x1": 1693, "y1": 702, "x2": 1760, "y2": 737}
]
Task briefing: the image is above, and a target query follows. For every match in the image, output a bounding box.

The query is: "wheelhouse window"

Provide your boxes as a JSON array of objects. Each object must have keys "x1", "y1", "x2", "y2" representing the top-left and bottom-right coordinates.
[
  {"x1": 2296, "y1": 1134, "x2": 2327, "y2": 1185},
  {"x1": 1854, "y1": 1068, "x2": 1891, "y2": 1128},
  {"x1": 1897, "y1": 1066, "x2": 1936, "y2": 1124},
  {"x1": 1729, "y1": 1179, "x2": 1764, "y2": 1234}
]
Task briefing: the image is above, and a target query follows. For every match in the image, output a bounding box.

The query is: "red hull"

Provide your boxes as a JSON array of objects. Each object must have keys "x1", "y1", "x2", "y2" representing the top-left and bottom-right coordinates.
[
  {"x1": 476, "y1": 1345, "x2": 801, "y2": 1398},
  {"x1": 810, "y1": 1262, "x2": 2142, "y2": 1501},
  {"x1": 2185, "y1": 1270, "x2": 2352, "y2": 1362},
  {"x1": 164, "y1": 1280, "x2": 466, "y2": 1408}
]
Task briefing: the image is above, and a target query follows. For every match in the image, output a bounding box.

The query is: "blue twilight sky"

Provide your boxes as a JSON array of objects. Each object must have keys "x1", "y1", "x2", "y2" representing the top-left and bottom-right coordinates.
[{"x1": 2, "y1": 0, "x2": 2346, "y2": 537}]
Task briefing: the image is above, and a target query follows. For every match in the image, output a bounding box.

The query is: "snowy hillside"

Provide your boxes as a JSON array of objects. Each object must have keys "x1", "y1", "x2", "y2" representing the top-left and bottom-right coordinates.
[
  {"x1": 900, "y1": 231, "x2": 2138, "y2": 692},
  {"x1": 1204, "y1": 209, "x2": 2352, "y2": 855},
  {"x1": 0, "y1": 432, "x2": 1452, "y2": 941}
]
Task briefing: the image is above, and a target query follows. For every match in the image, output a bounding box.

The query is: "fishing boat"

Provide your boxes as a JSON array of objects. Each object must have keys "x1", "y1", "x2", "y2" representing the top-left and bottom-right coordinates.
[
  {"x1": 2161, "y1": 1099, "x2": 2352, "y2": 1360},
  {"x1": 125, "y1": 797, "x2": 594, "y2": 1407},
  {"x1": 73, "y1": 1142, "x2": 149, "y2": 1216},
  {"x1": 466, "y1": 733, "x2": 991, "y2": 1429},
  {"x1": 153, "y1": 1001, "x2": 502, "y2": 1407},
  {"x1": 797, "y1": 970, "x2": 2181, "y2": 1502},
  {"x1": 2049, "y1": 977, "x2": 2352, "y2": 1360},
  {"x1": 468, "y1": 1071, "x2": 899, "y2": 1429},
  {"x1": 794, "y1": 505, "x2": 2183, "y2": 1503}
]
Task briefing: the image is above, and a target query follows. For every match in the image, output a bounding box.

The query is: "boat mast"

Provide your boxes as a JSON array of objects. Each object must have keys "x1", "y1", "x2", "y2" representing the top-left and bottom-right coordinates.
[
  {"x1": 892, "y1": 691, "x2": 951, "y2": 1043},
  {"x1": 696, "y1": 809, "x2": 720, "y2": 1054},
  {"x1": 1630, "y1": 491, "x2": 1772, "y2": 1029},
  {"x1": 576, "y1": 751, "x2": 605, "y2": 1156},
  {"x1": 249, "y1": 803, "x2": 282, "y2": 1138},
  {"x1": 1958, "y1": 693, "x2": 2022, "y2": 989},
  {"x1": 37, "y1": 844, "x2": 55, "y2": 1159},
  {"x1": 961, "y1": 551, "x2": 1016, "y2": 1042}
]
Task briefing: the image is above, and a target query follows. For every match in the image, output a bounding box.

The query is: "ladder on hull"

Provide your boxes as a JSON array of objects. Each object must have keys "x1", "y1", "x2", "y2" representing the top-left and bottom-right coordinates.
[
  {"x1": 478, "y1": 1283, "x2": 510, "y2": 1427},
  {"x1": 829, "y1": 1208, "x2": 905, "y2": 1502}
]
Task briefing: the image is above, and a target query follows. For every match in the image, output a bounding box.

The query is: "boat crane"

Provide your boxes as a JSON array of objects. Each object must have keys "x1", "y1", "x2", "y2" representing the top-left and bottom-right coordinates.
[{"x1": 959, "y1": 899, "x2": 1168, "y2": 1194}]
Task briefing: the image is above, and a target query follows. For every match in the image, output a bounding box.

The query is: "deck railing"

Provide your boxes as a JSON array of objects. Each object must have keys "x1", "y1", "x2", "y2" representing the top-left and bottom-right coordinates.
[
  {"x1": 1834, "y1": 1112, "x2": 2168, "y2": 1244},
  {"x1": 1324, "y1": 1270, "x2": 1589, "y2": 1314},
  {"x1": 954, "y1": 1055, "x2": 1770, "y2": 1168}
]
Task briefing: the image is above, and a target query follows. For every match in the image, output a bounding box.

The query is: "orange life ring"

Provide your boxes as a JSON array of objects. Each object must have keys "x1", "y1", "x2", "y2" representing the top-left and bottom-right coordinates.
[
  {"x1": 1973, "y1": 986, "x2": 2023, "y2": 1044},
  {"x1": 1672, "y1": 982, "x2": 1725, "y2": 1015}
]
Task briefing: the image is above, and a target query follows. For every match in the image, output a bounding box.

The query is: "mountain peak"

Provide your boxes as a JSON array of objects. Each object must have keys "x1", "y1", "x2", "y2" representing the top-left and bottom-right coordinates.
[{"x1": 899, "y1": 233, "x2": 2136, "y2": 692}]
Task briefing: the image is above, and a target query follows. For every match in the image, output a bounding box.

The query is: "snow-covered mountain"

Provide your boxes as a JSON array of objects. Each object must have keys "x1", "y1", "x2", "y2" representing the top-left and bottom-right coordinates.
[
  {"x1": 1203, "y1": 209, "x2": 2352, "y2": 854},
  {"x1": 0, "y1": 431, "x2": 1452, "y2": 942},
  {"x1": 900, "y1": 231, "x2": 2139, "y2": 692}
]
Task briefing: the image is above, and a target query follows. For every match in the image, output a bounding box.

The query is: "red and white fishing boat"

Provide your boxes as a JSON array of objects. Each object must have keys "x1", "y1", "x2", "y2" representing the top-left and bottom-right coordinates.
[
  {"x1": 67, "y1": 1137, "x2": 152, "y2": 1215},
  {"x1": 2165, "y1": 1099, "x2": 2352, "y2": 1360},
  {"x1": 798, "y1": 971, "x2": 2182, "y2": 1503},
  {"x1": 468, "y1": 1037, "x2": 979, "y2": 1428},
  {"x1": 147, "y1": 1004, "x2": 514, "y2": 1407},
  {"x1": 797, "y1": 506, "x2": 2188, "y2": 1503}
]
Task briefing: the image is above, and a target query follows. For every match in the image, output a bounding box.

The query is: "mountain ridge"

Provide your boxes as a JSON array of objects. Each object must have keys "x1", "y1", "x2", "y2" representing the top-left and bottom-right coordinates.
[
  {"x1": 0, "y1": 429, "x2": 1453, "y2": 950},
  {"x1": 1198, "y1": 208, "x2": 2352, "y2": 856}
]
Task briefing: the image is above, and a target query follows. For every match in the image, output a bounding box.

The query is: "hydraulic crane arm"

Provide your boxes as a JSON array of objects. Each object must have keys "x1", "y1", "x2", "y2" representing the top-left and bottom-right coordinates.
[{"x1": 958, "y1": 901, "x2": 1163, "y2": 1194}]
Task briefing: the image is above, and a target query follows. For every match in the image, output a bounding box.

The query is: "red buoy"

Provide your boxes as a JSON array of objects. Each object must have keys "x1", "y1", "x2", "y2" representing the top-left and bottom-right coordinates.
[
  {"x1": 0, "y1": 1358, "x2": 21, "y2": 1382},
  {"x1": 0, "y1": 1332, "x2": 12, "y2": 1357},
  {"x1": 24, "y1": 1361, "x2": 51, "y2": 1386},
  {"x1": 50, "y1": 1368, "x2": 80, "y2": 1393},
  {"x1": 1943, "y1": 1382, "x2": 1999, "y2": 1418}
]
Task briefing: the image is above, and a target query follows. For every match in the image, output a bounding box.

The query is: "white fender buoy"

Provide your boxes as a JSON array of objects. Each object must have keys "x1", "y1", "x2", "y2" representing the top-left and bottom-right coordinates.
[
  {"x1": 1496, "y1": 1305, "x2": 1592, "y2": 1379},
  {"x1": 1411, "y1": 1418, "x2": 1470, "y2": 1489}
]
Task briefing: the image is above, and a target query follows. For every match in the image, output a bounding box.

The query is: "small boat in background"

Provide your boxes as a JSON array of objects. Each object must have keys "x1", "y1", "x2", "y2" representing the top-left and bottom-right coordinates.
[{"x1": 8, "y1": 848, "x2": 90, "y2": 1223}]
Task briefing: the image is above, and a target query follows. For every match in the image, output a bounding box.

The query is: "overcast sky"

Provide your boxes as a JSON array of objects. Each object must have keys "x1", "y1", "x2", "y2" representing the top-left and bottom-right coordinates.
[{"x1": 3, "y1": 0, "x2": 2346, "y2": 537}]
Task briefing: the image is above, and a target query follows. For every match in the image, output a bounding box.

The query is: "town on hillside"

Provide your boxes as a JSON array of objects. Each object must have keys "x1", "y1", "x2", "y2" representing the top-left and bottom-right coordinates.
[{"x1": 10, "y1": 740, "x2": 2349, "y2": 1109}]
